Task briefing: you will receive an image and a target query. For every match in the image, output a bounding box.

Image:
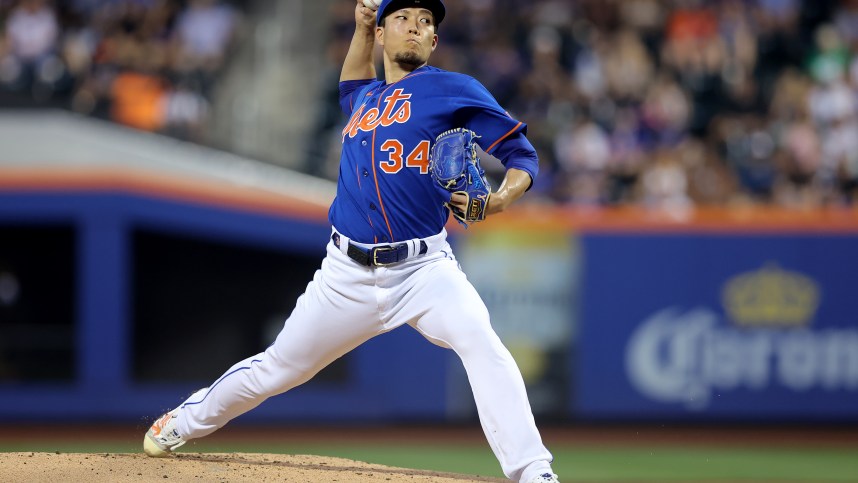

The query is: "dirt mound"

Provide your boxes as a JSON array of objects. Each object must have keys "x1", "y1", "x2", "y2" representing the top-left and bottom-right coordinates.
[{"x1": 0, "y1": 452, "x2": 505, "y2": 482}]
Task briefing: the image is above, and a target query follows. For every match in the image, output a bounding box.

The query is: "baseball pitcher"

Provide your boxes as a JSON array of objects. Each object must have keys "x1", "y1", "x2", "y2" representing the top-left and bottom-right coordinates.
[{"x1": 143, "y1": 1, "x2": 559, "y2": 482}]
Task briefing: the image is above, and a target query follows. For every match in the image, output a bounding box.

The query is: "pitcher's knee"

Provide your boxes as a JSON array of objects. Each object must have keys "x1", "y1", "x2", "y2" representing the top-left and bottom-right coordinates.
[{"x1": 446, "y1": 323, "x2": 504, "y2": 358}]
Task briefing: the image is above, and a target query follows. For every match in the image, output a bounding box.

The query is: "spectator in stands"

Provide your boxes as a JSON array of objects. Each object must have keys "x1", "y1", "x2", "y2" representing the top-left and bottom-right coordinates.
[
  {"x1": 554, "y1": 117, "x2": 610, "y2": 205},
  {"x1": 171, "y1": 0, "x2": 237, "y2": 98},
  {"x1": 641, "y1": 146, "x2": 693, "y2": 216},
  {"x1": 0, "y1": 0, "x2": 61, "y2": 97}
]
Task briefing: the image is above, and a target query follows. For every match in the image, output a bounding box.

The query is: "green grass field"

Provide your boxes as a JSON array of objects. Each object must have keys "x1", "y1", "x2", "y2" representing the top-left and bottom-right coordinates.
[{"x1": 2, "y1": 439, "x2": 856, "y2": 482}]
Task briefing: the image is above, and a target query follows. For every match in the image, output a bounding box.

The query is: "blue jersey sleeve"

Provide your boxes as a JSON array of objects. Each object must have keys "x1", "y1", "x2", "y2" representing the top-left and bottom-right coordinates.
[
  {"x1": 490, "y1": 131, "x2": 539, "y2": 188},
  {"x1": 339, "y1": 79, "x2": 376, "y2": 116},
  {"x1": 453, "y1": 78, "x2": 538, "y2": 186}
]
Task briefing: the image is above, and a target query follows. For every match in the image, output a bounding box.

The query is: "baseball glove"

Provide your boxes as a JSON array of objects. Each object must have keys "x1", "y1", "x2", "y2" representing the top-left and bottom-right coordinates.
[{"x1": 429, "y1": 128, "x2": 491, "y2": 227}]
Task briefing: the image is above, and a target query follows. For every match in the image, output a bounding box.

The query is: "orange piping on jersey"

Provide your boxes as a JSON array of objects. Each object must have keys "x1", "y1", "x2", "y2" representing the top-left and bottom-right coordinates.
[
  {"x1": 366, "y1": 212, "x2": 377, "y2": 243},
  {"x1": 370, "y1": 118, "x2": 396, "y2": 242},
  {"x1": 485, "y1": 121, "x2": 523, "y2": 154},
  {"x1": 369, "y1": 216, "x2": 378, "y2": 244},
  {"x1": 355, "y1": 162, "x2": 361, "y2": 189}
]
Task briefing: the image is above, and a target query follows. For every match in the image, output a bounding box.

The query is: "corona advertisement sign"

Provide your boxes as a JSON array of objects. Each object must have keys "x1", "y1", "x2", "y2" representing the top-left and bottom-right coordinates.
[{"x1": 576, "y1": 234, "x2": 858, "y2": 420}]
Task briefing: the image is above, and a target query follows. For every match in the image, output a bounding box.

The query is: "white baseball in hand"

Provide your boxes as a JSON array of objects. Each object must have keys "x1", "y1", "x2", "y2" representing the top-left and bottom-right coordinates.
[{"x1": 363, "y1": 0, "x2": 382, "y2": 10}]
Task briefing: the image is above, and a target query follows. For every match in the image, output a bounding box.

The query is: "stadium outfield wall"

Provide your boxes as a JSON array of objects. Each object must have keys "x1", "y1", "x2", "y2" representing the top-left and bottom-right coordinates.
[{"x1": 2, "y1": 174, "x2": 856, "y2": 422}]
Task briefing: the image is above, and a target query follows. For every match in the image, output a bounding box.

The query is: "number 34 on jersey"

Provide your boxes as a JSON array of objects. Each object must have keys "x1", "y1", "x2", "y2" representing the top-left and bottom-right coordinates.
[
  {"x1": 342, "y1": 88, "x2": 430, "y2": 175},
  {"x1": 379, "y1": 139, "x2": 429, "y2": 174}
]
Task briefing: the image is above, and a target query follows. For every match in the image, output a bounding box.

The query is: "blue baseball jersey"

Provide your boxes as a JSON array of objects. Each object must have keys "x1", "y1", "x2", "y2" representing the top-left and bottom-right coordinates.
[{"x1": 331, "y1": 65, "x2": 538, "y2": 244}]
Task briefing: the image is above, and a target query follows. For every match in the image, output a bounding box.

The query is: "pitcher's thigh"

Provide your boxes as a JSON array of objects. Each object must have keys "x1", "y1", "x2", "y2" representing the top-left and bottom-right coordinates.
[
  {"x1": 268, "y1": 276, "x2": 378, "y2": 378},
  {"x1": 410, "y1": 266, "x2": 500, "y2": 355}
]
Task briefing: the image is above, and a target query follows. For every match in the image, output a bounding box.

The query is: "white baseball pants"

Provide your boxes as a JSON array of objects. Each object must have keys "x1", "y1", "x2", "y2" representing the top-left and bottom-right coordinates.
[{"x1": 174, "y1": 228, "x2": 553, "y2": 482}]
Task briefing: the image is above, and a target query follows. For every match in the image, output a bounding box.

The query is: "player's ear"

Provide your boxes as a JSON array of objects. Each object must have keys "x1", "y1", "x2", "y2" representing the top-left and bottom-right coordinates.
[
  {"x1": 431, "y1": 34, "x2": 438, "y2": 51},
  {"x1": 376, "y1": 26, "x2": 384, "y2": 46}
]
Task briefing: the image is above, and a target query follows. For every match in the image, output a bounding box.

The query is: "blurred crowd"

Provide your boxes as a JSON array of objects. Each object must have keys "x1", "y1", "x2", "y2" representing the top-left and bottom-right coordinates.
[
  {"x1": 0, "y1": 0, "x2": 240, "y2": 140},
  {"x1": 321, "y1": 0, "x2": 858, "y2": 209}
]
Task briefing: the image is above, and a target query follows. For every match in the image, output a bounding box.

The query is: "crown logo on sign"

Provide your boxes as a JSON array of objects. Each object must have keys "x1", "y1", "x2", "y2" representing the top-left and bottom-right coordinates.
[{"x1": 722, "y1": 263, "x2": 820, "y2": 327}]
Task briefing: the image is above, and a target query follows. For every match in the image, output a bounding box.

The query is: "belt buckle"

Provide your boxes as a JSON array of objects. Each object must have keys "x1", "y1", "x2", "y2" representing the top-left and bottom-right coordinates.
[{"x1": 372, "y1": 245, "x2": 396, "y2": 266}]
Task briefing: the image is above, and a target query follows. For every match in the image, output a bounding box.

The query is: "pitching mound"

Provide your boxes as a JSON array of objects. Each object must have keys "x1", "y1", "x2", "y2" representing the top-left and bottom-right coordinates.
[{"x1": 0, "y1": 452, "x2": 506, "y2": 482}]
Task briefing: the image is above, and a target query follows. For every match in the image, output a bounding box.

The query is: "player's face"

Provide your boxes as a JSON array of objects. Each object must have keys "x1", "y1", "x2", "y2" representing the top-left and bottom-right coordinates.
[{"x1": 377, "y1": 8, "x2": 438, "y2": 68}]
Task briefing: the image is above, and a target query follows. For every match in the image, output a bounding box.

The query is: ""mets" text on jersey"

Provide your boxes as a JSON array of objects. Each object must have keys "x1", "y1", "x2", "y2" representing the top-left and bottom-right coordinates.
[{"x1": 342, "y1": 88, "x2": 412, "y2": 141}]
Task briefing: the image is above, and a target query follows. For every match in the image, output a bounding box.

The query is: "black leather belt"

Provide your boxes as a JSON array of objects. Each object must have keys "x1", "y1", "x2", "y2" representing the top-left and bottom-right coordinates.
[{"x1": 332, "y1": 233, "x2": 428, "y2": 267}]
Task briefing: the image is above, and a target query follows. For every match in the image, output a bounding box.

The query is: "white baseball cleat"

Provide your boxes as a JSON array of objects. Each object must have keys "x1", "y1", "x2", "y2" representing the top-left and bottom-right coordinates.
[
  {"x1": 143, "y1": 407, "x2": 186, "y2": 457},
  {"x1": 144, "y1": 387, "x2": 209, "y2": 457},
  {"x1": 526, "y1": 473, "x2": 560, "y2": 483}
]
